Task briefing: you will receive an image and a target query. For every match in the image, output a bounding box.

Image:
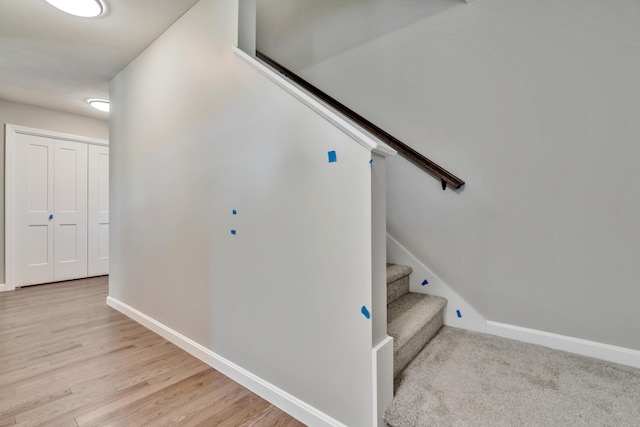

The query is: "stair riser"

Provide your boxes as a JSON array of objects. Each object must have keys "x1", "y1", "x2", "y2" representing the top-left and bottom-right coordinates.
[
  {"x1": 387, "y1": 276, "x2": 410, "y2": 305},
  {"x1": 393, "y1": 307, "x2": 444, "y2": 377}
]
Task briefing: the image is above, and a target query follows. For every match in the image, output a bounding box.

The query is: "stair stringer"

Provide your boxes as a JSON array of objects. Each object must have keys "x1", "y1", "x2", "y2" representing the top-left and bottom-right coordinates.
[{"x1": 387, "y1": 233, "x2": 486, "y2": 333}]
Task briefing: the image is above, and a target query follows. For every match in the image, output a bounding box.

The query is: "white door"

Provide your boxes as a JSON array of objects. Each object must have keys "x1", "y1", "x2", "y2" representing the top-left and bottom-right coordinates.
[
  {"x1": 53, "y1": 140, "x2": 88, "y2": 282},
  {"x1": 88, "y1": 145, "x2": 109, "y2": 276},
  {"x1": 14, "y1": 134, "x2": 55, "y2": 287},
  {"x1": 8, "y1": 125, "x2": 108, "y2": 289},
  {"x1": 14, "y1": 134, "x2": 89, "y2": 286}
]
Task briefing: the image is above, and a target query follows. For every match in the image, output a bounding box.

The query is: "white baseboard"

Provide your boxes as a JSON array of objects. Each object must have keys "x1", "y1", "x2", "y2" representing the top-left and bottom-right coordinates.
[
  {"x1": 106, "y1": 296, "x2": 347, "y2": 427},
  {"x1": 487, "y1": 321, "x2": 640, "y2": 369},
  {"x1": 387, "y1": 234, "x2": 487, "y2": 333},
  {"x1": 386, "y1": 233, "x2": 640, "y2": 369},
  {"x1": 0, "y1": 284, "x2": 5, "y2": 292}
]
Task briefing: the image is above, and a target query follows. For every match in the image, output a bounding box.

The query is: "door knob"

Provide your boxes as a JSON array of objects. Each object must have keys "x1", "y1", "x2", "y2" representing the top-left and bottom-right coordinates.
[{"x1": 49, "y1": 214, "x2": 54, "y2": 219}]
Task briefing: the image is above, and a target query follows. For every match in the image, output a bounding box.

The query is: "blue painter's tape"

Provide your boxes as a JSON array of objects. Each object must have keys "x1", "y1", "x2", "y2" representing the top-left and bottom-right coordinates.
[
  {"x1": 328, "y1": 151, "x2": 337, "y2": 163},
  {"x1": 231, "y1": 230, "x2": 237, "y2": 235},
  {"x1": 232, "y1": 210, "x2": 237, "y2": 215},
  {"x1": 422, "y1": 279, "x2": 429, "y2": 286},
  {"x1": 361, "y1": 305, "x2": 370, "y2": 319},
  {"x1": 456, "y1": 310, "x2": 462, "y2": 318}
]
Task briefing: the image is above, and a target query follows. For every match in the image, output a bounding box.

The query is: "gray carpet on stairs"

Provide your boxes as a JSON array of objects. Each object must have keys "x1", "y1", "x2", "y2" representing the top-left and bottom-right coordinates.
[
  {"x1": 388, "y1": 293, "x2": 446, "y2": 377},
  {"x1": 385, "y1": 327, "x2": 640, "y2": 427}
]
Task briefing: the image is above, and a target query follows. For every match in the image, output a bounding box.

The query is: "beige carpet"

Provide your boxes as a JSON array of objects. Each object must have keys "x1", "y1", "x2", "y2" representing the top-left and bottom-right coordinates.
[{"x1": 385, "y1": 327, "x2": 640, "y2": 427}]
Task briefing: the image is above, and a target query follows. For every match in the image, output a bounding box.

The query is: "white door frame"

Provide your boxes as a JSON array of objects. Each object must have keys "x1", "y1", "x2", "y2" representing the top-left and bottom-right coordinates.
[{"x1": 5, "y1": 124, "x2": 108, "y2": 291}]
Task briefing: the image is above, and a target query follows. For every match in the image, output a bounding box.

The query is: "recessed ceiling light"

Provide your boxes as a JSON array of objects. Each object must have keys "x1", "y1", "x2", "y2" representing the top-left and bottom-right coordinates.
[
  {"x1": 45, "y1": 0, "x2": 105, "y2": 18},
  {"x1": 88, "y1": 99, "x2": 110, "y2": 113}
]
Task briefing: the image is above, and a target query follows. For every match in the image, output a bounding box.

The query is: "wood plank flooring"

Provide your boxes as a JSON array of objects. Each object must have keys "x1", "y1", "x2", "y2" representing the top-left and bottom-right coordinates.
[{"x1": 0, "y1": 277, "x2": 305, "y2": 427}]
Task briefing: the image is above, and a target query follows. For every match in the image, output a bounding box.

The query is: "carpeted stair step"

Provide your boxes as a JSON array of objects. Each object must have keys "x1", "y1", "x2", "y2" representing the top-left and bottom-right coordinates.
[
  {"x1": 387, "y1": 264, "x2": 412, "y2": 305},
  {"x1": 388, "y1": 293, "x2": 447, "y2": 377}
]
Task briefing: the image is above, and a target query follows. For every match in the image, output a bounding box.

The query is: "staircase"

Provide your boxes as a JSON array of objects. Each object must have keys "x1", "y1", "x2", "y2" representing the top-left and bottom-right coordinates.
[{"x1": 387, "y1": 264, "x2": 447, "y2": 378}]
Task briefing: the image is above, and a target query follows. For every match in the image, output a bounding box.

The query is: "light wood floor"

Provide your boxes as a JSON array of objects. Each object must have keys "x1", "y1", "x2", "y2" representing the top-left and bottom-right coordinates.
[{"x1": 0, "y1": 277, "x2": 304, "y2": 427}]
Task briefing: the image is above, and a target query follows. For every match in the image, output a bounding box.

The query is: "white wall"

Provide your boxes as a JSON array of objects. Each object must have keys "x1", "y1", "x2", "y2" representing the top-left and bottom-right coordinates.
[
  {"x1": 0, "y1": 99, "x2": 108, "y2": 284},
  {"x1": 257, "y1": 0, "x2": 640, "y2": 351},
  {"x1": 109, "y1": 0, "x2": 388, "y2": 425}
]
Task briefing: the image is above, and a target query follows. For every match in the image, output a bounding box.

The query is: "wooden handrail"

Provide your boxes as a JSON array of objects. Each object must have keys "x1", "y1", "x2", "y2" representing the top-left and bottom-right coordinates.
[{"x1": 256, "y1": 51, "x2": 465, "y2": 191}]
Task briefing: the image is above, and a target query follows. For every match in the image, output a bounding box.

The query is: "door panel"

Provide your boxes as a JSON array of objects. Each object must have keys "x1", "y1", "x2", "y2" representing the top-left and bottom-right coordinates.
[
  {"x1": 57, "y1": 224, "x2": 78, "y2": 263},
  {"x1": 27, "y1": 144, "x2": 50, "y2": 211},
  {"x1": 15, "y1": 134, "x2": 54, "y2": 286},
  {"x1": 55, "y1": 147, "x2": 79, "y2": 211},
  {"x1": 53, "y1": 140, "x2": 88, "y2": 282},
  {"x1": 88, "y1": 145, "x2": 110, "y2": 276},
  {"x1": 27, "y1": 225, "x2": 50, "y2": 265}
]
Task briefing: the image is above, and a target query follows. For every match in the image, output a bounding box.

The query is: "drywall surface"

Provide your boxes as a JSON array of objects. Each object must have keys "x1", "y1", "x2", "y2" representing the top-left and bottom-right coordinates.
[
  {"x1": 387, "y1": 234, "x2": 487, "y2": 333},
  {"x1": 109, "y1": 0, "x2": 380, "y2": 424},
  {"x1": 1, "y1": 99, "x2": 108, "y2": 284},
  {"x1": 257, "y1": 0, "x2": 640, "y2": 350}
]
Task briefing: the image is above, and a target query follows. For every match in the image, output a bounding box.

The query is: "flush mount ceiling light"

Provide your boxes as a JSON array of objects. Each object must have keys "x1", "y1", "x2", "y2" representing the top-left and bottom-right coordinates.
[
  {"x1": 45, "y1": 0, "x2": 105, "y2": 18},
  {"x1": 88, "y1": 99, "x2": 110, "y2": 113}
]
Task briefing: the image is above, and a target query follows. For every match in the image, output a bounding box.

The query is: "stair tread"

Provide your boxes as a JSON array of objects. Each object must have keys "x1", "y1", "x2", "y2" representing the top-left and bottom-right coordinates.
[
  {"x1": 386, "y1": 263, "x2": 412, "y2": 284},
  {"x1": 387, "y1": 293, "x2": 447, "y2": 350}
]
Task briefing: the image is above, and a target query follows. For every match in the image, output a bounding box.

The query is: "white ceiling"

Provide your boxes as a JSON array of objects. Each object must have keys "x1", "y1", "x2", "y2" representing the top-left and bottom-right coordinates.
[{"x1": 0, "y1": 0, "x2": 200, "y2": 120}]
